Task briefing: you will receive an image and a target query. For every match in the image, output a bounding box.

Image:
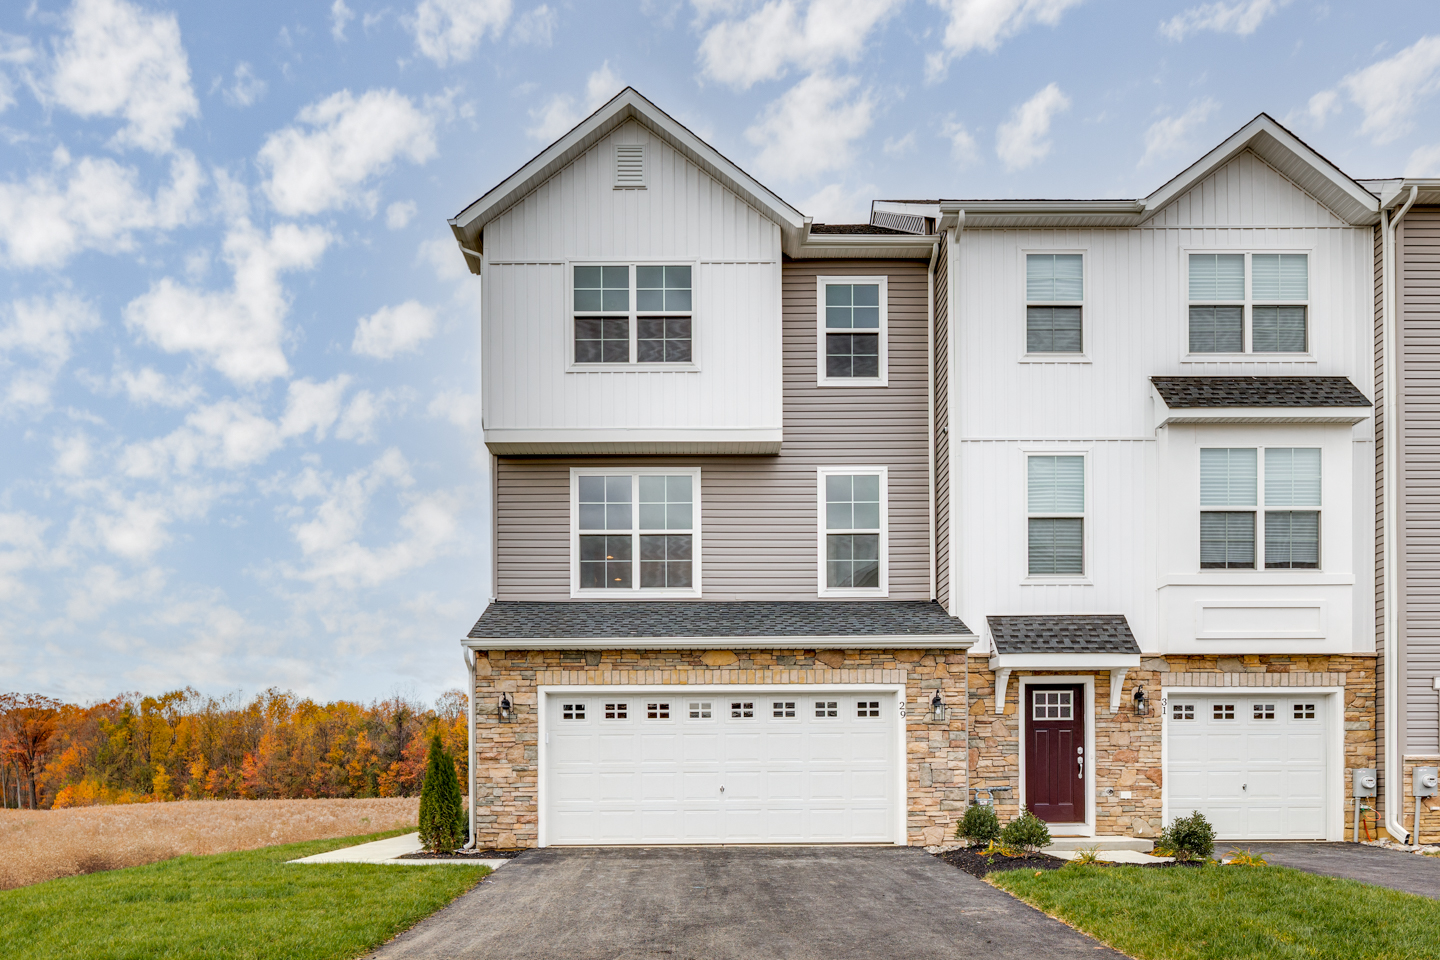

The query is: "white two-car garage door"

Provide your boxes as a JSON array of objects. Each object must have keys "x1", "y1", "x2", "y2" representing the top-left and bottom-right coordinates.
[
  {"x1": 1166, "y1": 694, "x2": 1331, "y2": 840},
  {"x1": 543, "y1": 689, "x2": 901, "y2": 845}
]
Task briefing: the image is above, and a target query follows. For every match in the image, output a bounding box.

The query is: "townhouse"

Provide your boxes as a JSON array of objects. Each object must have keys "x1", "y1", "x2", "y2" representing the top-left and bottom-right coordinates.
[{"x1": 448, "y1": 89, "x2": 1398, "y2": 849}]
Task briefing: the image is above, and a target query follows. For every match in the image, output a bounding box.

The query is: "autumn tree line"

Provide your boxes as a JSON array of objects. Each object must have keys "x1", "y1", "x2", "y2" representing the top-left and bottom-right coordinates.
[{"x1": 0, "y1": 688, "x2": 469, "y2": 810}]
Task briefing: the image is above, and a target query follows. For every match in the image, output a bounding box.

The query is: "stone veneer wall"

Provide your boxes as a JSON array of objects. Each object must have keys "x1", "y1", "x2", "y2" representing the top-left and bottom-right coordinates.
[
  {"x1": 470, "y1": 647, "x2": 970, "y2": 848},
  {"x1": 966, "y1": 654, "x2": 1376, "y2": 839},
  {"x1": 1398, "y1": 761, "x2": 1440, "y2": 845}
]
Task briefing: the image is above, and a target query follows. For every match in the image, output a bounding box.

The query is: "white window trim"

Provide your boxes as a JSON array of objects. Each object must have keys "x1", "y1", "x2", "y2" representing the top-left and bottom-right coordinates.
[
  {"x1": 569, "y1": 466, "x2": 703, "y2": 598},
  {"x1": 816, "y1": 465, "x2": 889, "y2": 597},
  {"x1": 816, "y1": 275, "x2": 889, "y2": 386},
  {"x1": 1198, "y1": 445, "x2": 1322, "y2": 574},
  {"x1": 1022, "y1": 449, "x2": 1091, "y2": 584},
  {"x1": 566, "y1": 260, "x2": 701, "y2": 373},
  {"x1": 1020, "y1": 249, "x2": 1090, "y2": 363},
  {"x1": 1180, "y1": 248, "x2": 1315, "y2": 363}
]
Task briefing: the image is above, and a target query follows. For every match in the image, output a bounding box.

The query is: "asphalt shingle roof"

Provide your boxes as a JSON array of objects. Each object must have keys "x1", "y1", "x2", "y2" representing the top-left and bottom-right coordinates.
[
  {"x1": 987, "y1": 615, "x2": 1140, "y2": 656},
  {"x1": 1151, "y1": 376, "x2": 1371, "y2": 408},
  {"x1": 469, "y1": 601, "x2": 971, "y2": 640},
  {"x1": 809, "y1": 223, "x2": 914, "y2": 235}
]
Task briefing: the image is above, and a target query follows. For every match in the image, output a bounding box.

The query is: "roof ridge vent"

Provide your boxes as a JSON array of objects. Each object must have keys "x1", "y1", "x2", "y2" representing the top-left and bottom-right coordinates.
[{"x1": 615, "y1": 143, "x2": 646, "y2": 189}]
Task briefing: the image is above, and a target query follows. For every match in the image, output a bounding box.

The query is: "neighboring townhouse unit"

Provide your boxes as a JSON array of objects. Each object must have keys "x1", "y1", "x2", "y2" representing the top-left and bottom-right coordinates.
[
  {"x1": 448, "y1": 90, "x2": 1382, "y2": 849},
  {"x1": 1363, "y1": 176, "x2": 1440, "y2": 845}
]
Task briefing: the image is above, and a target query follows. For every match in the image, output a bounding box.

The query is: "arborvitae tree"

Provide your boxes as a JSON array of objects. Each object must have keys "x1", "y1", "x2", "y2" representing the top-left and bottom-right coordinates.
[{"x1": 417, "y1": 733, "x2": 464, "y2": 853}]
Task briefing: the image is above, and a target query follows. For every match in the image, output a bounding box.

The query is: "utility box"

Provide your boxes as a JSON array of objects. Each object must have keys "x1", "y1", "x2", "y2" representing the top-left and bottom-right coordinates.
[
  {"x1": 1353, "y1": 768, "x2": 1378, "y2": 798},
  {"x1": 1415, "y1": 767, "x2": 1439, "y2": 798}
]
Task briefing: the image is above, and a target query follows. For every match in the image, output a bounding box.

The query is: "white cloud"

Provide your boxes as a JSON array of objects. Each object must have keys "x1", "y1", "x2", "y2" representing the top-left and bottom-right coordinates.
[
  {"x1": 940, "y1": 118, "x2": 979, "y2": 165},
  {"x1": 0, "y1": 512, "x2": 52, "y2": 602},
  {"x1": 801, "y1": 182, "x2": 875, "y2": 223},
  {"x1": 0, "y1": 294, "x2": 100, "y2": 409},
  {"x1": 65, "y1": 564, "x2": 163, "y2": 621},
  {"x1": 223, "y1": 62, "x2": 267, "y2": 108},
  {"x1": 0, "y1": 149, "x2": 203, "y2": 269},
  {"x1": 259, "y1": 89, "x2": 437, "y2": 217},
  {"x1": 1407, "y1": 143, "x2": 1440, "y2": 177},
  {"x1": 1337, "y1": 36, "x2": 1440, "y2": 144},
  {"x1": 745, "y1": 73, "x2": 874, "y2": 181},
  {"x1": 996, "y1": 82, "x2": 1069, "y2": 170},
  {"x1": 385, "y1": 200, "x2": 417, "y2": 229},
  {"x1": 124, "y1": 220, "x2": 331, "y2": 385},
  {"x1": 54, "y1": 432, "x2": 94, "y2": 477},
  {"x1": 289, "y1": 449, "x2": 460, "y2": 588},
  {"x1": 409, "y1": 0, "x2": 513, "y2": 66},
  {"x1": 353, "y1": 300, "x2": 437, "y2": 359},
  {"x1": 1139, "y1": 98, "x2": 1219, "y2": 167},
  {"x1": 1160, "y1": 0, "x2": 1286, "y2": 40},
  {"x1": 527, "y1": 62, "x2": 622, "y2": 141},
  {"x1": 336, "y1": 389, "x2": 394, "y2": 442},
  {"x1": 1305, "y1": 89, "x2": 1340, "y2": 128},
  {"x1": 420, "y1": 235, "x2": 471, "y2": 281},
  {"x1": 511, "y1": 4, "x2": 558, "y2": 45},
  {"x1": 883, "y1": 132, "x2": 916, "y2": 157},
  {"x1": 698, "y1": 0, "x2": 903, "y2": 90},
  {"x1": 926, "y1": 0, "x2": 1083, "y2": 81},
  {"x1": 48, "y1": 0, "x2": 200, "y2": 153},
  {"x1": 428, "y1": 389, "x2": 481, "y2": 428},
  {"x1": 280, "y1": 376, "x2": 351, "y2": 441},
  {"x1": 331, "y1": 0, "x2": 355, "y2": 40},
  {"x1": 0, "y1": 33, "x2": 36, "y2": 115},
  {"x1": 114, "y1": 367, "x2": 201, "y2": 408}
]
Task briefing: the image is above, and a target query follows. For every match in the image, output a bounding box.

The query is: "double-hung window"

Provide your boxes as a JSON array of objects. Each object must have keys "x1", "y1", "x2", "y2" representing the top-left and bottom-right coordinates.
[
  {"x1": 1188, "y1": 253, "x2": 1309, "y2": 355},
  {"x1": 1025, "y1": 254, "x2": 1083, "y2": 355},
  {"x1": 1199, "y1": 447, "x2": 1320, "y2": 569},
  {"x1": 818, "y1": 277, "x2": 887, "y2": 385},
  {"x1": 573, "y1": 469, "x2": 700, "y2": 595},
  {"x1": 1027, "y1": 455, "x2": 1085, "y2": 576},
  {"x1": 573, "y1": 264, "x2": 693, "y2": 366},
  {"x1": 818, "y1": 467, "x2": 887, "y2": 595}
]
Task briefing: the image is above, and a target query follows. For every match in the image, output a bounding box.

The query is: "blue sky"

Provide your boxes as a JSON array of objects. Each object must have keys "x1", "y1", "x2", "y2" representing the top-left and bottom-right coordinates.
[{"x1": 2, "y1": 0, "x2": 1438, "y2": 705}]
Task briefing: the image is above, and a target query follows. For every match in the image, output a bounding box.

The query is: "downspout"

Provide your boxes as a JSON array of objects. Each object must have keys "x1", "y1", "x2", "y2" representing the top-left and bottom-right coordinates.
[
  {"x1": 1383, "y1": 184, "x2": 1419, "y2": 843},
  {"x1": 463, "y1": 648, "x2": 477, "y2": 849},
  {"x1": 927, "y1": 240, "x2": 938, "y2": 601}
]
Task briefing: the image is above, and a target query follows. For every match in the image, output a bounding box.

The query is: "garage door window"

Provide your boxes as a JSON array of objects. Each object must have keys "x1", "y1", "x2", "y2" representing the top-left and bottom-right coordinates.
[
  {"x1": 857, "y1": 700, "x2": 880, "y2": 718},
  {"x1": 688, "y1": 701, "x2": 713, "y2": 719},
  {"x1": 562, "y1": 703, "x2": 586, "y2": 720},
  {"x1": 772, "y1": 701, "x2": 796, "y2": 719},
  {"x1": 604, "y1": 702, "x2": 629, "y2": 720},
  {"x1": 1253, "y1": 703, "x2": 1276, "y2": 720},
  {"x1": 1294, "y1": 703, "x2": 1317, "y2": 720},
  {"x1": 815, "y1": 700, "x2": 838, "y2": 718},
  {"x1": 646, "y1": 702, "x2": 671, "y2": 720},
  {"x1": 574, "y1": 469, "x2": 701, "y2": 596},
  {"x1": 730, "y1": 701, "x2": 755, "y2": 719},
  {"x1": 1172, "y1": 703, "x2": 1195, "y2": 721},
  {"x1": 1213, "y1": 703, "x2": 1236, "y2": 720}
]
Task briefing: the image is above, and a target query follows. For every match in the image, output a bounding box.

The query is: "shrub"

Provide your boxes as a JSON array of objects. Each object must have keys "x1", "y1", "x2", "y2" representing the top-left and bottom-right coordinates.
[
  {"x1": 999, "y1": 808, "x2": 1052, "y2": 854},
  {"x1": 417, "y1": 734, "x2": 464, "y2": 854},
  {"x1": 956, "y1": 803, "x2": 1002, "y2": 846},
  {"x1": 1071, "y1": 845, "x2": 1101, "y2": 865},
  {"x1": 1159, "y1": 810, "x2": 1215, "y2": 862},
  {"x1": 1227, "y1": 848, "x2": 1269, "y2": 867}
]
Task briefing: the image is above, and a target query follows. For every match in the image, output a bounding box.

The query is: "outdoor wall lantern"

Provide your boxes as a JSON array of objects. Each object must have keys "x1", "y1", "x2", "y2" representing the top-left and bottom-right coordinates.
[
  {"x1": 498, "y1": 693, "x2": 513, "y2": 723},
  {"x1": 930, "y1": 691, "x2": 948, "y2": 723},
  {"x1": 1132, "y1": 685, "x2": 1149, "y2": 716}
]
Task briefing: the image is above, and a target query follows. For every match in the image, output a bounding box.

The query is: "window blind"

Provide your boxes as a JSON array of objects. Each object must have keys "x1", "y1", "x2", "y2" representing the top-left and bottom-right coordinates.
[
  {"x1": 1029, "y1": 518, "x2": 1083, "y2": 575},
  {"x1": 1200, "y1": 448, "x2": 1257, "y2": 506},
  {"x1": 1264, "y1": 448, "x2": 1321, "y2": 506},
  {"x1": 1252, "y1": 254, "x2": 1308, "y2": 300},
  {"x1": 1251, "y1": 305, "x2": 1307, "y2": 352},
  {"x1": 1188, "y1": 253, "x2": 1245, "y2": 300},
  {"x1": 1028, "y1": 455, "x2": 1084, "y2": 513},
  {"x1": 1026, "y1": 254, "x2": 1083, "y2": 301}
]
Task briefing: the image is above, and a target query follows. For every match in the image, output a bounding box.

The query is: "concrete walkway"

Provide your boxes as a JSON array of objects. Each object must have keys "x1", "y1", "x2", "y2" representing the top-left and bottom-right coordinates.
[
  {"x1": 1226, "y1": 842, "x2": 1440, "y2": 899},
  {"x1": 289, "y1": 832, "x2": 509, "y2": 870},
  {"x1": 365, "y1": 846, "x2": 1127, "y2": 960}
]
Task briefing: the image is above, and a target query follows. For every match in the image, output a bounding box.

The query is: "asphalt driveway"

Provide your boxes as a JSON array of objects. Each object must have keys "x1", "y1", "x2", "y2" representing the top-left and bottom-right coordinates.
[
  {"x1": 365, "y1": 846, "x2": 1127, "y2": 960},
  {"x1": 1230, "y1": 842, "x2": 1440, "y2": 899}
]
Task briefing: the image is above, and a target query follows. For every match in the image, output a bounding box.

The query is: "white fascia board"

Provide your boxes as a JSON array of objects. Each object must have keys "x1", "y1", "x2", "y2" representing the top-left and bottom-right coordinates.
[
  {"x1": 1153, "y1": 406, "x2": 1372, "y2": 429},
  {"x1": 792, "y1": 233, "x2": 941, "y2": 259},
  {"x1": 464, "y1": 634, "x2": 978, "y2": 651},
  {"x1": 1141, "y1": 114, "x2": 1379, "y2": 225},
  {"x1": 988, "y1": 653, "x2": 1140, "y2": 671},
  {"x1": 448, "y1": 87, "x2": 805, "y2": 249},
  {"x1": 483, "y1": 427, "x2": 783, "y2": 456}
]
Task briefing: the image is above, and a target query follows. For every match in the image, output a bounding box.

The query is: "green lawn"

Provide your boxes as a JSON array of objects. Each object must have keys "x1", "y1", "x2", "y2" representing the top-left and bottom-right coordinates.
[
  {"x1": 992, "y1": 862, "x2": 1440, "y2": 960},
  {"x1": 0, "y1": 829, "x2": 489, "y2": 960}
]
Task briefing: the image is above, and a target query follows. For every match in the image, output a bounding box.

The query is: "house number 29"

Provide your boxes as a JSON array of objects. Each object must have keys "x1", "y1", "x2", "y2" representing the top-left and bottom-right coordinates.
[{"x1": 898, "y1": 702, "x2": 907, "y2": 718}]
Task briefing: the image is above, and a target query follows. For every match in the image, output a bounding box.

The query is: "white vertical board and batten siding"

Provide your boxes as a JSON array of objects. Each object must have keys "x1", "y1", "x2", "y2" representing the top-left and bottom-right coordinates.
[
  {"x1": 494, "y1": 260, "x2": 933, "y2": 601},
  {"x1": 1399, "y1": 209, "x2": 1440, "y2": 752},
  {"x1": 952, "y1": 150, "x2": 1374, "y2": 656},
  {"x1": 481, "y1": 119, "x2": 782, "y2": 437}
]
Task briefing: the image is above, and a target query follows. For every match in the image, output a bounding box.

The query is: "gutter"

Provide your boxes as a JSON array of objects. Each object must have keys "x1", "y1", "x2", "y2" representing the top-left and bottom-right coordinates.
[
  {"x1": 1383, "y1": 184, "x2": 1420, "y2": 843},
  {"x1": 463, "y1": 648, "x2": 477, "y2": 849}
]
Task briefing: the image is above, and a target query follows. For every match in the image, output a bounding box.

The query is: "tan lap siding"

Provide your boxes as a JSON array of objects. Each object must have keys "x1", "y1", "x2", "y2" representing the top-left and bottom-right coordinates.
[
  {"x1": 494, "y1": 259, "x2": 933, "y2": 601},
  {"x1": 1401, "y1": 208, "x2": 1440, "y2": 753}
]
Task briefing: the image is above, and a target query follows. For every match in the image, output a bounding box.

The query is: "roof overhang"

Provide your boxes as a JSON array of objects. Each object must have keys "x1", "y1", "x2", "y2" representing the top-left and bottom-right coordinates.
[
  {"x1": 1151, "y1": 386, "x2": 1371, "y2": 428},
  {"x1": 791, "y1": 225, "x2": 940, "y2": 260},
  {"x1": 465, "y1": 634, "x2": 977, "y2": 651},
  {"x1": 1360, "y1": 178, "x2": 1440, "y2": 208},
  {"x1": 987, "y1": 653, "x2": 1143, "y2": 715},
  {"x1": 483, "y1": 427, "x2": 783, "y2": 456},
  {"x1": 448, "y1": 87, "x2": 807, "y2": 271}
]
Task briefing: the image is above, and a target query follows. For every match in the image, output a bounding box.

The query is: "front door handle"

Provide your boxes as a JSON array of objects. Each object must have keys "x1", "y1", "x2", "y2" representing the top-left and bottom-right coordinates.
[{"x1": 1077, "y1": 752, "x2": 1084, "y2": 779}]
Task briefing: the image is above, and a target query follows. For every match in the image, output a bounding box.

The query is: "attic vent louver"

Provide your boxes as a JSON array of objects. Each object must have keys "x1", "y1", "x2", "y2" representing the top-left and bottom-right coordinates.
[{"x1": 615, "y1": 143, "x2": 646, "y2": 189}]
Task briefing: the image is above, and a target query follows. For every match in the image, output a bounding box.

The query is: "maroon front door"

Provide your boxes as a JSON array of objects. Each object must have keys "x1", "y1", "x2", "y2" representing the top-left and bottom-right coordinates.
[{"x1": 1025, "y1": 685, "x2": 1085, "y2": 823}]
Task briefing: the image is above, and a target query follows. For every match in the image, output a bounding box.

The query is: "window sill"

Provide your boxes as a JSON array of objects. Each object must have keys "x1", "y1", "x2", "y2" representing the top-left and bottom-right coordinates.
[
  {"x1": 1019, "y1": 354, "x2": 1090, "y2": 364},
  {"x1": 1021, "y1": 577, "x2": 1093, "y2": 586},
  {"x1": 817, "y1": 588, "x2": 890, "y2": 599},
  {"x1": 567, "y1": 363, "x2": 700, "y2": 373},
  {"x1": 1179, "y1": 353, "x2": 1316, "y2": 363},
  {"x1": 570, "y1": 589, "x2": 704, "y2": 600},
  {"x1": 1162, "y1": 572, "x2": 1351, "y2": 586},
  {"x1": 817, "y1": 378, "x2": 890, "y2": 387}
]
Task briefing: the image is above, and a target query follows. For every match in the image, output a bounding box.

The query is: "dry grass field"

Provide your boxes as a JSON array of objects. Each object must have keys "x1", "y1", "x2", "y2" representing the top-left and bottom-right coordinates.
[{"x1": 0, "y1": 796, "x2": 428, "y2": 890}]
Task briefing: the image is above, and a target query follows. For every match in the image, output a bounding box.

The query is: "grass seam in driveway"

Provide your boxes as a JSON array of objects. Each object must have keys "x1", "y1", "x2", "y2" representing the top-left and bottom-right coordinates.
[
  {"x1": 0, "y1": 829, "x2": 490, "y2": 960},
  {"x1": 990, "y1": 861, "x2": 1440, "y2": 960}
]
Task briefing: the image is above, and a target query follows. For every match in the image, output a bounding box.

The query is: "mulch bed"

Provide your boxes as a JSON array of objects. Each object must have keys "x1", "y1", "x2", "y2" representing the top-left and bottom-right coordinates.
[
  {"x1": 935, "y1": 847, "x2": 1066, "y2": 878},
  {"x1": 396, "y1": 849, "x2": 526, "y2": 860}
]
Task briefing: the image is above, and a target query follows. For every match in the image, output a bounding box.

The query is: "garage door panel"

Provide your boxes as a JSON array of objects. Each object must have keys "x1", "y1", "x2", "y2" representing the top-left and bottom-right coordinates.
[{"x1": 546, "y1": 688, "x2": 899, "y2": 844}]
